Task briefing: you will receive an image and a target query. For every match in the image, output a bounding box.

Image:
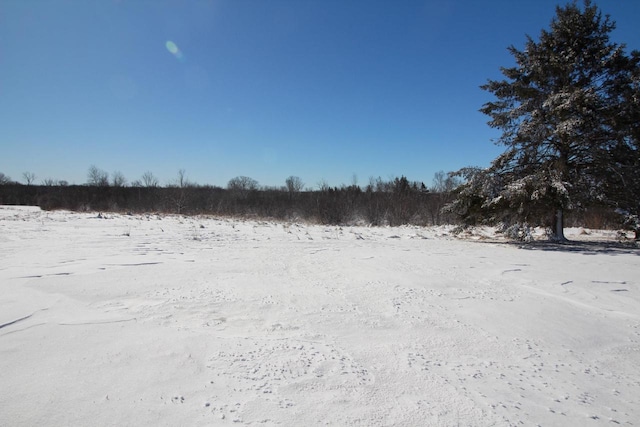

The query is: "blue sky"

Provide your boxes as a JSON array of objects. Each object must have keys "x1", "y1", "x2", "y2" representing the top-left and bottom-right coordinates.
[{"x1": 2, "y1": 0, "x2": 639, "y2": 188}]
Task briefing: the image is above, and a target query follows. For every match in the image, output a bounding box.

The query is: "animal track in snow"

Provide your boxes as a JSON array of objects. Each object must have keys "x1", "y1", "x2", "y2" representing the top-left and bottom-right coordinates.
[
  {"x1": 118, "y1": 286, "x2": 237, "y2": 329},
  {"x1": 207, "y1": 338, "x2": 372, "y2": 397}
]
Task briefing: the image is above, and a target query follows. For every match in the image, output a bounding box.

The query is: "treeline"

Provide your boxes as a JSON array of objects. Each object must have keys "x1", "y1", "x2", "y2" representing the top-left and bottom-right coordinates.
[
  {"x1": 0, "y1": 175, "x2": 462, "y2": 226},
  {"x1": 0, "y1": 173, "x2": 620, "y2": 229}
]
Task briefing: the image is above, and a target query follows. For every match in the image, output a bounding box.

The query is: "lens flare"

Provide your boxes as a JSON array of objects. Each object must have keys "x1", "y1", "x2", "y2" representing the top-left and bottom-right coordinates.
[
  {"x1": 165, "y1": 40, "x2": 185, "y2": 61},
  {"x1": 165, "y1": 40, "x2": 179, "y2": 54}
]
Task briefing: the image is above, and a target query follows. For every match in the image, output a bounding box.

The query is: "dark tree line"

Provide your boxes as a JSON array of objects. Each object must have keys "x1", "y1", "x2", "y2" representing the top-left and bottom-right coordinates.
[
  {"x1": 0, "y1": 171, "x2": 464, "y2": 226},
  {"x1": 1, "y1": 170, "x2": 621, "y2": 229}
]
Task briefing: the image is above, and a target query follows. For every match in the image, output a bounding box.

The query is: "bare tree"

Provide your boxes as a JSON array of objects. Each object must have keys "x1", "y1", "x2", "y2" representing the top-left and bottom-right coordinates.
[
  {"x1": 166, "y1": 169, "x2": 194, "y2": 213},
  {"x1": 431, "y1": 170, "x2": 460, "y2": 193},
  {"x1": 23, "y1": 172, "x2": 36, "y2": 185},
  {"x1": 429, "y1": 171, "x2": 462, "y2": 225},
  {"x1": 285, "y1": 176, "x2": 304, "y2": 198},
  {"x1": 42, "y1": 178, "x2": 56, "y2": 186},
  {"x1": 227, "y1": 176, "x2": 259, "y2": 198},
  {"x1": 87, "y1": 165, "x2": 109, "y2": 186},
  {"x1": 141, "y1": 171, "x2": 159, "y2": 188},
  {"x1": 166, "y1": 169, "x2": 192, "y2": 188},
  {"x1": 317, "y1": 179, "x2": 330, "y2": 192},
  {"x1": 0, "y1": 172, "x2": 12, "y2": 185},
  {"x1": 177, "y1": 169, "x2": 189, "y2": 188},
  {"x1": 112, "y1": 171, "x2": 127, "y2": 187}
]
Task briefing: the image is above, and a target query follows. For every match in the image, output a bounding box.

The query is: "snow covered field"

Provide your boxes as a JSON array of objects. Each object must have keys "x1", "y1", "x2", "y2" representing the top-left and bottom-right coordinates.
[{"x1": 1, "y1": 205, "x2": 639, "y2": 426}]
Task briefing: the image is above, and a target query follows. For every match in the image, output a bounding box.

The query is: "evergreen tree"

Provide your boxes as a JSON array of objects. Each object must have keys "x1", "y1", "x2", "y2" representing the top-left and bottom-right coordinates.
[
  {"x1": 452, "y1": 1, "x2": 639, "y2": 240},
  {"x1": 603, "y1": 46, "x2": 640, "y2": 239}
]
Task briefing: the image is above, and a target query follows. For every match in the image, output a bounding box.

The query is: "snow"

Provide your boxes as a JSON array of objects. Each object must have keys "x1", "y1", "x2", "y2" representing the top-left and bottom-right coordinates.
[{"x1": 1, "y1": 205, "x2": 639, "y2": 426}]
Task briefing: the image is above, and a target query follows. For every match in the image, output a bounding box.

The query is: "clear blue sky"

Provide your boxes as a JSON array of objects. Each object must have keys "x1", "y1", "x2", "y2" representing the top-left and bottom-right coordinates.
[{"x1": 2, "y1": 0, "x2": 639, "y2": 188}]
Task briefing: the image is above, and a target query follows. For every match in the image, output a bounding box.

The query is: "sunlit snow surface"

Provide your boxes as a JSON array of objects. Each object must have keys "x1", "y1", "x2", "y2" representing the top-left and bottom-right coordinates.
[{"x1": 1, "y1": 206, "x2": 639, "y2": 426}]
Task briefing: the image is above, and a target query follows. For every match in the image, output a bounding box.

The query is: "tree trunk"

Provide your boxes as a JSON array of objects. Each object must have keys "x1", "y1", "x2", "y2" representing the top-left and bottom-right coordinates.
[
  {"x1": 552, "y1": 209, "x2": 566, "y2": 241},
  {"x1": 635, "y1": 228, "x2": 639, "y2": 241}
]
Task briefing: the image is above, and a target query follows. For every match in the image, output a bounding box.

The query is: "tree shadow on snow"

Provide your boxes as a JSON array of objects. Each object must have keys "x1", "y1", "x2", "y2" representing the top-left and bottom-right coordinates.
[{"x1": 510, "y1": 239, "x2": 640, "y2": 256}]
